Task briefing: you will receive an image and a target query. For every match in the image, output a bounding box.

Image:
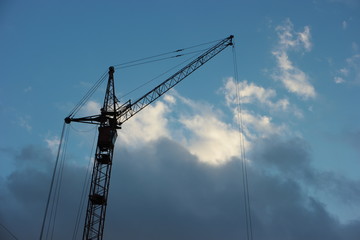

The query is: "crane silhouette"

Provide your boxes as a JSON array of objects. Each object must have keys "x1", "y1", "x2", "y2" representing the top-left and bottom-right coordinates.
[{"x1": 64, "y1": 35, "x2": 234, "y2": 240}]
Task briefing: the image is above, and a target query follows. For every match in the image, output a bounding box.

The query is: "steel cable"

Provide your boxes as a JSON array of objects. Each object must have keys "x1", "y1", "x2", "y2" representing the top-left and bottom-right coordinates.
[
  {"x1": 68, "y1": 71, "x2": 108, "y2": 118},
  {"x1": 49, "y1": 125, "x2": 70, "y2": 240},
  {"x1": 0, "y1": 223, "x2": 18, "y2": 240},
  {"x1": 118, "y1": 51, "x2": 203, "y2": 101},
  {"x1": 72, "y1": 128, "x2": 98, "y2": 240},
  {"x1": 39, "y1": 122, "x2": 67, "y2": 240},
  {"x1": 232, "y1": 44, "x2": 253, "y2": 240},
  {"x1": 113, "y1": 38, "x2": 220, "y2": 68}
]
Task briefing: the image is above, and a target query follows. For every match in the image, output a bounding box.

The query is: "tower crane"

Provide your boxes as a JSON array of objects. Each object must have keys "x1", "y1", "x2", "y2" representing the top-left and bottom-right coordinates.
[{"x1": 65, "y1": 35, "x2": 234, "y2": 240}]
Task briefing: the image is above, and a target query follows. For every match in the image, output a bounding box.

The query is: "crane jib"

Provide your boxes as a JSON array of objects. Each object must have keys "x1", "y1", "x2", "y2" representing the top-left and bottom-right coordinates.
[{"x1": 116, "y1": 35, "x2": 233, "y2": 125}]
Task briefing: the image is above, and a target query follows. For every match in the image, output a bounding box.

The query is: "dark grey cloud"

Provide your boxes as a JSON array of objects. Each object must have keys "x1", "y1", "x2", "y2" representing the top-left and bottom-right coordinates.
[
  {"x1": 251, "y1": 135, "x2": 360, "y2": 206},
  {"x1": 1, "y1": 137, "x2": 360, "y2": 240},
  {"x1": 251, "y1": 137, "x2": 315, "y2": 180}
]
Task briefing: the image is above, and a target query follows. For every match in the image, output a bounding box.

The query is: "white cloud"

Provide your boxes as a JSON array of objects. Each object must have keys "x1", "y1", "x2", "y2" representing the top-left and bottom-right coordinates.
[
  {"x1": 275, "y1": 19, "x2": 312, "y2": 52},
  {"x1": 83, "y1": 100, "x2": 101, "y2": 115},
  {"x1": 117, "y1": 91, "x2": 249, "y2": 166},
  {"x1": 74, "y1": 100, "x2": 102, "y2": 117},
  {"x1": 163, "y1": 94, "x2": 176, "y2": 104},
  {"x1": 272, "y1": 52, "x2": 316, "y2": 98},
  {"x1": 272, "y1": 19, "x2": 316, "y2": 99},
  {"x1": 347, "y1": 54, "x2": 360, "y2": 68},
  {"x1": 340, "y1": 68, "x2": 349, "y2": 76},
  {"x1": 223, "y1": 78, "x2": 304, "y2": 121},
  {"x1": 45, "y1": 136, "x2": 60, "y2": 155},
  {"x1": 119, "y1": 100, "x2": 170, "y2": 147},
  {"x1": 298, "y1": 26, "x2": 312, "y2": 51},
  {"x1": 74, "y1": 78, "x2": 299, "y2": 166},
  {"x1": 334, "y1": 77, "x2": 345, "y2": 84},
  {"x1": 179, "y1": 114, "x2": 245, "y2": 165},
  {"x1": 342, "y1": 20, "x2": 348, "y2": 30},
  {"x1": 170, "y1": 93, "x2": 250, "y2": 165},
  {"x1": 24, "y1": 86, "x2": 32, "y2": 93},
  {"x1": 223, "y1": 77, "x2": 290, "y2": 112},
  {"x1": 335, "y1": 53, "x2": 360, "y2": 85},
  {"x1": 239, "y1": 110, "x2": 288, "y2": 140},
  {"x1": 173, "y1": 87, "x2": 293, "y2": 165},
  {"x1": 221, "y1": 78, "x2": 291, "y2": 142}
]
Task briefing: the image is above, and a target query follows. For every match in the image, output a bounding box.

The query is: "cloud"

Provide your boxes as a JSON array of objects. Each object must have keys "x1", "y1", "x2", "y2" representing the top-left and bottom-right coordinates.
[
  {"x1": 116, "y1": 89, "x2": 247, "y2": 165},
  {"x1": 179, "y1": 112, "x2": 243, "y2": 165},
  {"x1": 275, "y1": 19, "x2": 312, "y2": 52},
  {"x1": 221, "y1": 78, "x2": 301, "y2": 140},
  {"x1": 45, "y1": 136, "x2": 60, "y2": 155},
  {"x1": 0, "y1": 144, "x2": 88, "y2": 240},
  {"x1": 120, "y1": 87, "x2": 290, "y2": 166},
  {"x1": 119, "y1": 100, "x2": 170, "y2": 147},
  {"x1": 346, "y1": 54, "x2": 360, "y2": 83},
  {"x1": 1, "y1": 79, "x2": 359, "y2": 240},
  {"x1": 340, "y1": 68, "x2": 349, "y2": 76},
  {"x1": 24, "y1": 86, "x2": 32, "y2": 93},
  {"x1": 251, "y1": 136, "x2": 360, "y2": 222},
  {"x1": 240, "y1": 110, "x2": 288, "y2": 139},
  {"x1": 18, "y1": 115, "x2": 32, "y2": 132},
  {"x1": 334, "y1": 76, "x2": 345, "y2": 84},
  {"x1": 163, "y1": 94, "x2": 176, "y2": 104},
  {"x1": 335, "y1": 53, "x2": 360, "y2": 85},
  {"x1": 298, "y1": 26, "x2": 312, "y2": 51},
  {"x1": 1, "y1": 136, "x2": 360, "y2": 240},
  {"x1": 342, "y1": 20, "x2": 348, "y2": 30},
  {"x1": 82, "y1": 100, "x2": 101, "y2": 116},
  {"x1": 272, "y1": 19, "x2": 316, "y2": 99},
  {"x1": 223, "y1": 78, "x2": 289, "y2": 111},
  {"x1": 251, "y1": 137, "x2": 315, "y2": 179}
]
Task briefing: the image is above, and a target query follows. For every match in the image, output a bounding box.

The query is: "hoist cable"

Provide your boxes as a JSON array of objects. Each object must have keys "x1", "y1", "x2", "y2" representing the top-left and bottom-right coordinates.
[
  {"x1": 114, "y1": 49, "x2": 207, "y2": 70},
  {"x1": 114, "y1": 55, "x2": 182, "y2": 70},
  {"x1": 113, "y1": 38, "x2": 221, "y2": 68},
  {"x1": 68, "y1": 71, "x2": 108, "y2": 118},
  {"x1": 232, "y1": 45, "x2": 253, "y2": 240},
  {"x1": 0, "y1": 223, "x2": 18, "y2": 240},
  {"x1": 39, "y1": 122, "x2": 67, "y2": 240},
  {"x1": 72, "y1": 128, "x2": 98, "y2": 240},
  {"x1": 69, "y1": 71, "x2": 107, "y2": 117},
  {"x1": 113, "y1": 50, "x2": 182, "y2": 68},
  {"x1": 47, "y1": 125, "x2": 70, "y2": 240},
  {"x1": 180, "y1": 37, "x2": 223, "y2": 50},
  {"x1": 118, "y1": 51, "x2": 203, "y2": 101}
]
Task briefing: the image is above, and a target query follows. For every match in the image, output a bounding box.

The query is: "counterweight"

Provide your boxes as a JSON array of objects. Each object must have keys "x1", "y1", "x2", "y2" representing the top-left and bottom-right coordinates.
[{"x1": 65, "y1": 35, "x2": 233, "y2": 240}]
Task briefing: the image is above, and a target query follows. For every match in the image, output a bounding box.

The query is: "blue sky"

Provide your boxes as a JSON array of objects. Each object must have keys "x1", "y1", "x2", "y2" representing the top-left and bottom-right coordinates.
[{"x1": 1, "y1": 0, "x2": 360, "y2": 239}]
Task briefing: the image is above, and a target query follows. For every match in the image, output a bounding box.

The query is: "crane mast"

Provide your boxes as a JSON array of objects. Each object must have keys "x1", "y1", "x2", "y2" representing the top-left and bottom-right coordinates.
[{"x1": 65, "y1": 35, "x2": 233, "y2": 240}]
